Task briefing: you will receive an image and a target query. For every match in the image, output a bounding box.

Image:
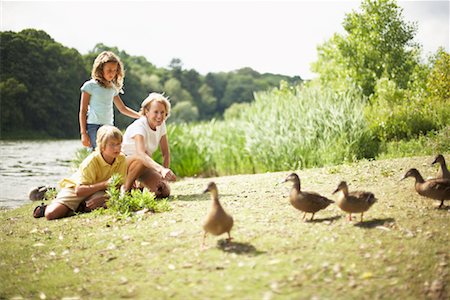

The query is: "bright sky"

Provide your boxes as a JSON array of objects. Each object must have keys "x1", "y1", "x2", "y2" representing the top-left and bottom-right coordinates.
[{"x1": 1, "y1": 0, "x2": 449, "y2": 79}]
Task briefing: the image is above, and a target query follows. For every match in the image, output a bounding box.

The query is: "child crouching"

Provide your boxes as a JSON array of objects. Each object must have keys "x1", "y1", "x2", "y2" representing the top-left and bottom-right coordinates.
[{"x1": 41, "y1": 125, "x2": 126, "y2": 220}]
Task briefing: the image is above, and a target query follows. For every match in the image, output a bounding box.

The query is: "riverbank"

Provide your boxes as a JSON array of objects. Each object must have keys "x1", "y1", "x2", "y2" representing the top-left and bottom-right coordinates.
[{"x1": 1, "y1": 155, "x2": 448, "y2": 299}]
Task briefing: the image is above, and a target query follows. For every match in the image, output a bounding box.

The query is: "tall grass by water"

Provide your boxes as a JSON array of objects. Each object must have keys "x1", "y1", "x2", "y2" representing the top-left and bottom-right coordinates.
[{"x1": 156, "y1": 83, "x2": 375, "y2": 177}]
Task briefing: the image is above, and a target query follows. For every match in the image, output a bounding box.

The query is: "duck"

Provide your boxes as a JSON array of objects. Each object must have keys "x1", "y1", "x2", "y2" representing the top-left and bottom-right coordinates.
[
  {"x1": 431, "y1": 154, "x2": 450, "y2": 180},
  {"x1": 401, "y1": 168, "x2": 450, "y2": 208},
  {"x1": 332, "y1": 181, "x2": 377, "y2": 222},
  {"x1": 202, "y1": 182, "x2": 234, "y2": 248},
  {"x1": 282, "y1": 173, "x2": 334, "y2": 221},
  {"x1": 28, "y1": 185, "x2": 53, "y2": 201}
]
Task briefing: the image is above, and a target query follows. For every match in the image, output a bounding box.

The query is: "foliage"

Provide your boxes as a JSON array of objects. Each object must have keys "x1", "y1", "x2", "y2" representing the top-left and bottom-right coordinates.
[
  {"x1": 377, "y1": 126, "x2": 450, "y2": 159},
  {"x1": 223, "y1": 102, "x2": 251, "y2": 120},
  {"x1": 426, "y1": 48, "x2": 450, "y2": 103},
  {"x1": 366, "y1": 78, "x2": 432, "y2": 140},
  {"x1": 0, "y1": 29, "x2": 86, "y2": 138},
  {"x1": 153, "y1": 119, "x2": 252, "y2": 177},
  {"x1": 105, "y1": 174, "x2": 171, "y2": 220},
  {"x1": 43, "y1": 188, "x2": 58, "y2": 201},
  {"x1": 366, "y1": 49, "x2": 449, "y2": 141},
  {"x1": 171, "y1": 101, "x2": 199, "y2": 123},
  {"x1": 70, "y1": 147, "x2": 90, "y2": 172},
  {"x1": 310, "y1": 0, "x2": 448, "y2": 148},
  {"x1": 311, "y1": 0, "x2": 420, "y2": 97}
]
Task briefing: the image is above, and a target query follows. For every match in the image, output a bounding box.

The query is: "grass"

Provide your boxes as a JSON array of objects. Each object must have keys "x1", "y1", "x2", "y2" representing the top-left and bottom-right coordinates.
[{"x1": 1, "y1": 155, "x2": 449, "y2": 299}]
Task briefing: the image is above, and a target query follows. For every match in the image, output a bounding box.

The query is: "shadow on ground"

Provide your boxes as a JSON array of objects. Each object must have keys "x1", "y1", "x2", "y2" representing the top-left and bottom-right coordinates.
[
  {"x1": 216, "y1": 239, "x2": 265, "y2": 255},
  {"x1": 307, "y1": 215, "x2": 342, "y2": 224},
  {"x1": 354, "y1": 217, "x2": 395, "y2": 229},
  {"x1": 174, "y1": 193, "x2": 235, "y2": 202}
]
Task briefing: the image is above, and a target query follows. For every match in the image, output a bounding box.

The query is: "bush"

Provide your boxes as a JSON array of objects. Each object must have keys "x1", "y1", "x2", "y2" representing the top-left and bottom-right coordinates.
[
  {"x1": 105, "y1": 174, "x2": 171, "y2": 220},
  {"x1": 377, "y1": 126, "x2": 450, "y2": 159},
  {"x1": 366, "y1": 77, "x2": 446, "y2": 141}
]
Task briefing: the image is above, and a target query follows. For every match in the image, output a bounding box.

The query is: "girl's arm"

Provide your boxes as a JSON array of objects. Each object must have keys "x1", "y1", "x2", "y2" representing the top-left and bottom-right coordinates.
[
  {"x1": 79, "y1": 92, "x2": 91, "y2": 147},
  {"x1": 134, "y1": 134, "x2": 176, "y2": 181},
  {"x1": 113, "y1": 95, "x2": 140, "y2": 119},
  {"x1": 159, "y1": 135, "x2": 171, "y2": 169},
  {"x1": 75, "y1": 180, "x2": 109, "y2": 197}
]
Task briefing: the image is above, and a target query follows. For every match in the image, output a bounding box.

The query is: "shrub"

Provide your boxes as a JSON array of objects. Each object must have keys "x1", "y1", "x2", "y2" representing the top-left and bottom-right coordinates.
[{"x1": 105, "y1": 174, "x2": 171, "y2": 220}]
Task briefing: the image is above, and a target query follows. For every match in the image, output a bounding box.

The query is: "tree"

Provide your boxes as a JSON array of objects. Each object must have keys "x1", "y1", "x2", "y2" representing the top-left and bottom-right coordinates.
[
  {"x1": 0, "y1": 29, "x2": 86, "y2": 138},
  {"x1": 311, "y1": 0, "x2": 420, "y2": 97},
  {"x1": 171, "y1": 101, "x2": 199, "y2": 123},
  {"x1": 221, "y1": 74, "x2": 255, "y2": 111},
  {"x1": 205, "y1": 72, "x2": 228, "y2": 108},
  {"x1": 163, "y1": 78, "x2": 192, "y2": 106},
  {"x1": 197, "y1": 83, "x2": 218, "y2": 118},
  {"x1": 426, "y1": 48, "x2": 450, "y2": 102},
  {"x1": 0, "y1": 78, "x2": 27, "y2": 136}
]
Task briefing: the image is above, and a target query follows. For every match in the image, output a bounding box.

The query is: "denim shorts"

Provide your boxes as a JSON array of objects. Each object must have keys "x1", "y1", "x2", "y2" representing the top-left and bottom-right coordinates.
[{"x1": 87, "y1": 123, "x2": 102, "y2": 150}]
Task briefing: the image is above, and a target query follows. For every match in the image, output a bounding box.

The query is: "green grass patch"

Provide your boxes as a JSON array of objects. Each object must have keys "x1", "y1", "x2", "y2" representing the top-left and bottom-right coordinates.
[{"x1": 1, "y1": 155, "x2": 448, "y2": 299}]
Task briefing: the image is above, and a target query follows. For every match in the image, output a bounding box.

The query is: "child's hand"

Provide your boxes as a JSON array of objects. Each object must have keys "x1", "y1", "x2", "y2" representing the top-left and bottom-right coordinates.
[
  {"x1": 86, "y1": 195, "x2": 107, "y2": 211},
  {"x1": 81, "y1": 133, "x2": 91, "y2": 147},
  {"x1": 161, "y1": 168, "x2": 177, "y2": 182}
]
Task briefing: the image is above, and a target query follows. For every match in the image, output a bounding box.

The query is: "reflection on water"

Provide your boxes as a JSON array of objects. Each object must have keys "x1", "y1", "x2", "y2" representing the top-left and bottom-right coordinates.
[{"x1": 0, "y1": 140, "x2": 82, "y2": 209}]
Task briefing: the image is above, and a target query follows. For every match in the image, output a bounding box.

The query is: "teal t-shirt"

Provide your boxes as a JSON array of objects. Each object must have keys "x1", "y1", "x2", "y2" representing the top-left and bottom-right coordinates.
[{"x1": 80, "y1": 79, "x2": 119, "y2": 125}]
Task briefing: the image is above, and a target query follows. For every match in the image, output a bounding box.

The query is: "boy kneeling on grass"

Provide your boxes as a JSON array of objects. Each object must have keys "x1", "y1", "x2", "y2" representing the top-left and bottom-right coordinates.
[{"x1": 34, "y1": 125, "x2": 127, "y2": 220}]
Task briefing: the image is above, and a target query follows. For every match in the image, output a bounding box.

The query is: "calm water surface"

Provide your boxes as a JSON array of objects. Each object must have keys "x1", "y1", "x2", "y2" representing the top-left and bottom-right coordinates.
[{"x1": 0, "y1": 140, "x2": 82, "y2": 209}]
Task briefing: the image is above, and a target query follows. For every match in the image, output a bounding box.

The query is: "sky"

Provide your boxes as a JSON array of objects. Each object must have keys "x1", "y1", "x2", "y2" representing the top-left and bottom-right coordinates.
[{"x1": 1, "y1": 0, "x2": 449, "y2": 79}]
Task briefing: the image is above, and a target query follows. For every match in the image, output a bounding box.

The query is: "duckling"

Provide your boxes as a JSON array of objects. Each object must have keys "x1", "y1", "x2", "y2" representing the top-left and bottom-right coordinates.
[
  {"x1": 401, "y1": 168, "x2": 450, "y2": 208},
  {"x1": 431, "y1": 154, "x2": 450, "y2": 180},
  {"x1": 332, "y1": 181, "x2": 377, "y2": 222},
  {"x1": 282, "y1": 173, "x2": 334, "y2": 221},
  {"x1": 28, "y1": 185, "x2": 53, "y2": 201},
  {"x1": 202, "y1": 182, "x2": 234, "y2": 248}
]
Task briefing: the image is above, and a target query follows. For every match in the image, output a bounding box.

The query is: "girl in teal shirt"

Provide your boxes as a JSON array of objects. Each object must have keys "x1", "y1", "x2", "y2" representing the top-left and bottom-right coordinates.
[{"x1": 79, "y1": 51, "x2": 140, "y2": 150}]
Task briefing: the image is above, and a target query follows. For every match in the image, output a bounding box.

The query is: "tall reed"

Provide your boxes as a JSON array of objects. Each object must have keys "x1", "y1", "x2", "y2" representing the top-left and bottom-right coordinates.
[
  {"x1": 239, "y1": 83, "x2": 375, "y2": 172},
  {"x1": 156, "y1": 83, "x2": 374, "y2": 177}
]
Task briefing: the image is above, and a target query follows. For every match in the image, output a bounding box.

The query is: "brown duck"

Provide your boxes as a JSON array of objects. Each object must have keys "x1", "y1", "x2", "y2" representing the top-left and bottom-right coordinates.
[
  {"x1": 282, "y1": 173, "x2": 334, "y2": 221},
  {"x1": 28, "y1": 185, "x2": 54, "y2": 201},
  {"x1": 202, "y1": 182, "x2": 234, "y2": 247},
  {"x1": 431, "y1": 154, "x2": 450, "y2": 180},
  {"x1": 401, "y1": 168, "x2": 450, "y2": 208},
  {"x1": 332, "y1": 181, "x2": 377, "y2": 222}
]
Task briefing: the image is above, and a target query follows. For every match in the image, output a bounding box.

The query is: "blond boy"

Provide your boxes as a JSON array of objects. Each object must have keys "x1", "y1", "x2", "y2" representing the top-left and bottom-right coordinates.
[{"x1": 38, "y1": 125, "x2": 126, "y2": 220}]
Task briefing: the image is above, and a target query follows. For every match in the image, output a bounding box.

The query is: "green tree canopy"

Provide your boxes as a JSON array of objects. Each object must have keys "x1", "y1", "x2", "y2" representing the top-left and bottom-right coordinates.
[
  {"x1": 1, "y1": 29, "x2": 86, "y2": 138},
  {"x1": 311, "y1": 0, "x2": 420, "y2": 97}
]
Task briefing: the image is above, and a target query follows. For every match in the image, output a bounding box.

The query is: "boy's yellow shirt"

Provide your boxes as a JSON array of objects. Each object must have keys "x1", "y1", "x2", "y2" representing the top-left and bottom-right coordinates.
[{"x1": 59, "y1": 151, "x2": 127, "y2": 188}]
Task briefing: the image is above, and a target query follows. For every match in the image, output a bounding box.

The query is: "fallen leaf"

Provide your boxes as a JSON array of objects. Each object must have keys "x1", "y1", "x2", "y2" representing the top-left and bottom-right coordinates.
[
  {"x1": 360, "y1": 272, "x2": 373, "y2": 279},
  {"x1": 119, "y1": 276, "x2": 128, "y2": 285}
]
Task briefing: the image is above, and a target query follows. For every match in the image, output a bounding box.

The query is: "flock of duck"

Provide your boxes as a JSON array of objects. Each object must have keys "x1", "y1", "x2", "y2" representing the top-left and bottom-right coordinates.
[{"x1": 201, "y1": 154, "x2": 450, "y2": 247}]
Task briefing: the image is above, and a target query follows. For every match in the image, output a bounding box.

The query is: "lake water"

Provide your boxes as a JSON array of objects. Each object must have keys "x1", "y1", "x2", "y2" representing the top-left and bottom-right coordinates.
[{"x1": 0, "y1": 140, "x2": 82, "y2": 209}]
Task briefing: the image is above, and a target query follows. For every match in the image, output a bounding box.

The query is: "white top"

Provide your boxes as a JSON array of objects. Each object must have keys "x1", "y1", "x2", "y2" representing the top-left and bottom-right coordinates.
[
  {"x1": 122, "y1": 116, "x2": 167, "y2": 156},
  {"x1": 80, "y1": 79, "x2": 119, "y2": 125}
]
